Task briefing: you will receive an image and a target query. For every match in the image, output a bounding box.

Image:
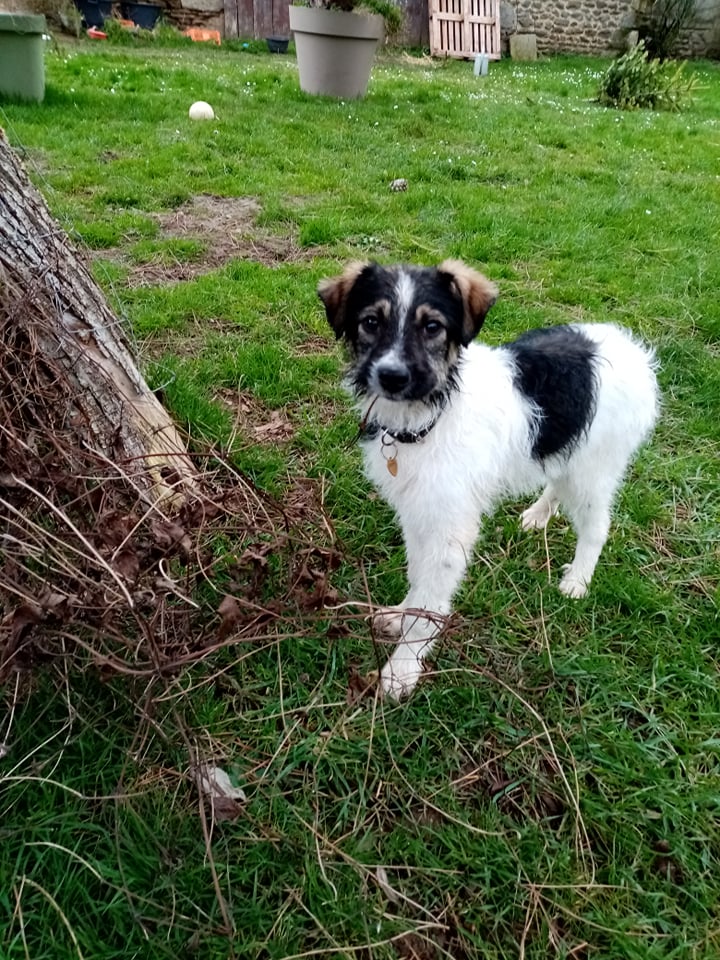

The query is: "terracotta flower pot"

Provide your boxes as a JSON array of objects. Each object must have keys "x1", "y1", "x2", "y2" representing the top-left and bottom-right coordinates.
[{"x1": 289, "y1": 5, "x2": 384, "y2": 99}]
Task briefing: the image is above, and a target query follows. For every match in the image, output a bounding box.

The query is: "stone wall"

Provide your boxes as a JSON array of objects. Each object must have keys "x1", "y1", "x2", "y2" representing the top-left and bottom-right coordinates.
[
  {"x1": 500, "y1": 0, "x2": 720, "y2": 56},
  {"x1": 163, "y1": 0, "x2": 223, "y2": 36},
  {"x1": 668, "y1": 0, "x2": 720, "y2": 56},
  {"x1": 500, "y1": 0, "x2": 627, "y2": 54}
]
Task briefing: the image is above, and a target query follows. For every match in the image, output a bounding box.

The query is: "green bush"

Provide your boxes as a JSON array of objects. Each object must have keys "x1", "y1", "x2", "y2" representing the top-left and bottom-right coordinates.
[
  {"x1": 360, "y1": 0, "x2": 402, "y2": 35},
  {"x1": 103, "y1": 18, "x2": 193, "y2": 46},
  {"x1": 597, "y1": 40, "x2": 697, "y2": 110}
]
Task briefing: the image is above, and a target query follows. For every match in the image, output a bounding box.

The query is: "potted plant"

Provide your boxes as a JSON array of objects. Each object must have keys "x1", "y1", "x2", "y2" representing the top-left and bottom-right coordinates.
[{"x1": 289, "y1": 0, "x2": 401, "y2": 99}]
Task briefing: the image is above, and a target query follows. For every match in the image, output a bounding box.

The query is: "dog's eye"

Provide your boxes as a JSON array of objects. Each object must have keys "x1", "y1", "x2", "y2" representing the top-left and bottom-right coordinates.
[
  {"x1": 360, "y1": 315, "x2": 380, "y2": 334},
  {"x1": 424, "y1": 320, "x2": 444, "y2": 337}
]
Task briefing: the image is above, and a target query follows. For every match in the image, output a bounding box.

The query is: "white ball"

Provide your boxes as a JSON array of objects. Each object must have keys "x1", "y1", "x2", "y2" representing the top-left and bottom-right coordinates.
[{"x1": 189, "y1": 101, "x2": 215, "y2": 120}]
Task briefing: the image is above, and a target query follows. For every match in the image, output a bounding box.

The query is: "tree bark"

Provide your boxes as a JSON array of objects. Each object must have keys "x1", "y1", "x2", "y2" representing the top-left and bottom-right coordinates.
[{"x1": 0, "y1": 127, "x2": 197, "y2": 504}]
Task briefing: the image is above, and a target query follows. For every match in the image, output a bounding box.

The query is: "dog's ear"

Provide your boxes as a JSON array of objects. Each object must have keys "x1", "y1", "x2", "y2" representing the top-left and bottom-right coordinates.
[
  {"x1": 318, "y1": 262, "x2": 368, "y2": 339},
  {"x1": 438, "y1": 259, "x2": 498, "y2": 344}
]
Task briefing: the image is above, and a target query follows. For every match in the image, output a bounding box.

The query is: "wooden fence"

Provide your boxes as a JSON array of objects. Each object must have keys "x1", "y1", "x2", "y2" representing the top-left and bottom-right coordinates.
[
  {"x1": 225, "y1": 0, "x2": 289, "y2": 40},
  {"x1": 224, "y1": 0, "x2": 430, "y2": 46},
  {"x1": 429, "y1": 0, "x2": 500, "y2": 58}
]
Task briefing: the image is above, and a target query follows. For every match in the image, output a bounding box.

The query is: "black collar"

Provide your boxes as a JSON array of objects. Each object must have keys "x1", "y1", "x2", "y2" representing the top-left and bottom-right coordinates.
[{"x1": 361, "y1": 415, "x2": 440, "y2": 445}]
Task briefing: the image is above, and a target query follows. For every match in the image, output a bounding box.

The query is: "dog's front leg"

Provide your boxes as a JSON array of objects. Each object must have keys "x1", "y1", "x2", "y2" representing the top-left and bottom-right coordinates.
[
  {"x1": 378, "y1": 512, "x2": 480, "y2": 699},
  {"x1": 377, "y1": 607, "x2": 448, "y2": 700}
]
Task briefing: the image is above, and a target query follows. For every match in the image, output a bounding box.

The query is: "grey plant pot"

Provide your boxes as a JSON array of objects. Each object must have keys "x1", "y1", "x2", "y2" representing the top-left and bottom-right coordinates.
[
  {"x1": 0, "y1": 13, "x2": 46, "y2": 102},
  {"x1": 288, "y1": 5, "x2": 384, "y2": 99}
]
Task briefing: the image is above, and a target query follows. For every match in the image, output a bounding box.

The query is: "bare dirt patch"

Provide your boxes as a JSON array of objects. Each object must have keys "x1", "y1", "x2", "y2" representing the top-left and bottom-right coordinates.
[
  {"x1": 139, "y1": 315, "x2": 238, "y2": 361},
  {"x1": 293, "y1": 333, "x2": 334, "y2": 356},
  {"x1": 453, "y1": 745, "x2": 566, "y2": 829},
  {"x1": 100, "y1": 194, "x2": 314, "y2": 286},
  {"x1": 214, "y1": 388, "x2": 295, "y2": 444}
]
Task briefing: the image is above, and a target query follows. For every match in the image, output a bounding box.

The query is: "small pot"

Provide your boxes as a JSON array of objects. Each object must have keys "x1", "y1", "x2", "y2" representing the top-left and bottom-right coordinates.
[{"x1": 266, "y1": 36, "x2": 289, "y2": 53}]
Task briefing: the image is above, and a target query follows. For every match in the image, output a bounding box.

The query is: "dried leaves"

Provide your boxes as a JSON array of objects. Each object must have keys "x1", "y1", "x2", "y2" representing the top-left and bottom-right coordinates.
[
  {"x1": 195, "y1": 763, "x2": 247, "y2": 823},
  {"x1": 0, "y1": 200, "x2": 347, "y2": 688},
  {"x1": 0, "y1": 470, "x2": 342, "y2": 682},
  {"x1": 217, "y1": 595, "x2": 244, "y2": 642},
  {"x1": 346, "y1": 665, "x2": 377, "y2": 705}
]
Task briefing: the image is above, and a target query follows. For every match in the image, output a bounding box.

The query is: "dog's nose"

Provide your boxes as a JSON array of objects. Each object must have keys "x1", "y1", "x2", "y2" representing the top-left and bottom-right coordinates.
[{"x1": 378, "y1": 366, "x2": 410, "y2": 395}]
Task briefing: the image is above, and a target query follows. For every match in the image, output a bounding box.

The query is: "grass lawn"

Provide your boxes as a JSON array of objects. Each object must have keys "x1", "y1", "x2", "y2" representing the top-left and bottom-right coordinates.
[{"x1": 1, "y1": 35, "x2": 719, "y2": 960}]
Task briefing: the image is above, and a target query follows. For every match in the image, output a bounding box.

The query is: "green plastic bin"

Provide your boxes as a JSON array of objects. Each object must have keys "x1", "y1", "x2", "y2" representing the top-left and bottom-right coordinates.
[{"x1": 0, "y1": 13, "x2": 47, "y2": 103}]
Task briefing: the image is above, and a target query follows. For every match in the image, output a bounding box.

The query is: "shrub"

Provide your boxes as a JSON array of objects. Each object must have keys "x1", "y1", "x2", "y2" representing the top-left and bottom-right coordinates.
[
  {"x1": 637, "y1": 0, "x2": 696, "y2": 60},
  {"x1": 597, "y1": 40, "x2": 697, "y2": 110},
  {"x1": 103, "y1": 18, "x2": 193, "y2": 46}
]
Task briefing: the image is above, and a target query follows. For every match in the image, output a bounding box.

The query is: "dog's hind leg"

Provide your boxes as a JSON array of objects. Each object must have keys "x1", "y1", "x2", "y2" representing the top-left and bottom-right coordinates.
[
  {"x1": 521, "y1": 485, "x2": 560, "y2": 531},
  {"x1": 559, "y1": 515, "x2": 611, "y2": 598},
  {"x1": 379, "y1": 510, "x2": 481, "y2": 699},
  {"x1": 555, "y1": 475, "x2": 616, "y2": 598}
]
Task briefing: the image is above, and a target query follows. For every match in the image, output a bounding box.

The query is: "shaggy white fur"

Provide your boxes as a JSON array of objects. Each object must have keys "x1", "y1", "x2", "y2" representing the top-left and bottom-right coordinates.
[
  {"x1": 320, "y1": 262, "x2": 659, "y2": 699},
  {"x1": 367, "y1": 326, "x2": 657, "y2": 697}
]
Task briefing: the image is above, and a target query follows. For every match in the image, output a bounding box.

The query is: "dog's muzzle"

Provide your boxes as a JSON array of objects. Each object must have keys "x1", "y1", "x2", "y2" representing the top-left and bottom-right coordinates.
[{"x1": 376, "y1": 364, "x2": 411, "y2": 397}]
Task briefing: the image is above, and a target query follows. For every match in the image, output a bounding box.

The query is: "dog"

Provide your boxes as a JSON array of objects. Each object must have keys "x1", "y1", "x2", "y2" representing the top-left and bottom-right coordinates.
[{"x1": 319, "y1": 260, "x2": 659, "y2": 699}]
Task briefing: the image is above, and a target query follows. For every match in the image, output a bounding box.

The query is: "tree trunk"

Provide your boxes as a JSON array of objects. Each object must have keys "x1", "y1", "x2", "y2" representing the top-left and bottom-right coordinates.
[{"x1": 0, "y1": 127, "x2": 197, "y2": 504}]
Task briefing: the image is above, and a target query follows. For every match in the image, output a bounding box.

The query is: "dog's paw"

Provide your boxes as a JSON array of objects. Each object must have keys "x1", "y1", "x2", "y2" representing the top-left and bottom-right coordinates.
[
  {"x1": 521, "y1": 499, "x2": 557, "y2": 531},
  {"x1": 372, "y1": 606, "x2": 404, "y2": 638},
  {"x1": 559, "y1": 566, "x2": 589, "y2": 599},
  {"x1": 379, "y1": 655, "x2": 423, "y2": 700}
]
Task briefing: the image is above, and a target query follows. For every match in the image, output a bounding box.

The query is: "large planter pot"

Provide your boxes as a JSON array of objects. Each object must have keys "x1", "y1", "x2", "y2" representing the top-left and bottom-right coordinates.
[
  {"x1": 0, "y1": 13, "x2": 46, "y2": 102},
  {"x1": 121, "y1": 2, "x2": 162, "y2": 29},
  {"x1": 266, "y1": 35, "x2": 290, "y2": 53},
  {"x1": 289, "y1": 5, "x2": 384, "y2": 99},
  {"x1": 74, "y1": 0, "x2": 112, "y2": 27}
]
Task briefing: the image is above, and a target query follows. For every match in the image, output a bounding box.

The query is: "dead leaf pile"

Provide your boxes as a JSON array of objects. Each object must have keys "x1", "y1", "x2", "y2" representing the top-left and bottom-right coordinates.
[{"x1": 0, "y1": 463, "x2": 343, "y2": 683}]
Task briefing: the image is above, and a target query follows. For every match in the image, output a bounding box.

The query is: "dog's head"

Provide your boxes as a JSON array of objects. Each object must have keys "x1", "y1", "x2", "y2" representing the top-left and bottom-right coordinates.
[{"x1": 318, "y1": 260, "x2": 497, "y2": 403}]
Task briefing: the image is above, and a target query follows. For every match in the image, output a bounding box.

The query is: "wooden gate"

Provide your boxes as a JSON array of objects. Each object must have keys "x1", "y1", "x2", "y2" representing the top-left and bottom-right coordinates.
[{"x1": 429, "y1": 0, "x2": 500, "y2": 59}]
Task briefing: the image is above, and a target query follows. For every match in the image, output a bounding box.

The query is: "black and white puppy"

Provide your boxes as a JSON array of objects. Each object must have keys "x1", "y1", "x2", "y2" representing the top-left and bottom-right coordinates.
[{"x1": 319, "y1": 260, "x2": 659, "y2": 699}]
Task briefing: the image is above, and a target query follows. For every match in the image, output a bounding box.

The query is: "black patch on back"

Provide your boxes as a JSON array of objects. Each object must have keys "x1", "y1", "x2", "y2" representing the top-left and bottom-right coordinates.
[{"x1": 506, "y1": 326, "x2": 599, "y2": 460}]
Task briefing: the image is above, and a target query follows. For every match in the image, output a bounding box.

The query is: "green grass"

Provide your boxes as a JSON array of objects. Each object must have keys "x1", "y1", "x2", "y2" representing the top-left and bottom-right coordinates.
[{"x1": 1, "y1": 38, "x2": 720, "y2": 960}]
